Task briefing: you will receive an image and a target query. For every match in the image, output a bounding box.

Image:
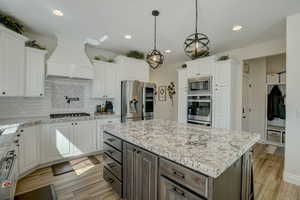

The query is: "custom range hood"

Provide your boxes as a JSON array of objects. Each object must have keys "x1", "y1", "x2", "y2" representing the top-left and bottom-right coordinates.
[{"x1": 47, "y1": 35, "x2": 94, "y2": 79}]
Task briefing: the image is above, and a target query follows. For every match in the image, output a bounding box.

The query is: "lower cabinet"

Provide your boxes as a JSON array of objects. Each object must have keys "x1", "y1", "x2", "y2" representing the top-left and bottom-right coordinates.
[
  {"x1": 123, "y1": 142, "x2": 158, "y2": 200},
  {"x1": 40, "y1": 120, "x2": 97, "y2": 164},
  {"x1": 97, "y1": 118, "x2": 120, "y2": 151},
  {"x1": 18, "y1": 126, "x2": 40, "y2": 175}
]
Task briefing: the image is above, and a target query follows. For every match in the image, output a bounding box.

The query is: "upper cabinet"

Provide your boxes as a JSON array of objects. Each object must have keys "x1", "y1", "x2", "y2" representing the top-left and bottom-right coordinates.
[
  {"x1": 25, "y1": 47, "x2": 47, "y2": 97},
  {"x1": 0, "y1": 26, "x2": 28, "y2": 97},
  {"x1": 91, "y1": 60, "x2": 117, "y2": 98},
  {"x1": 115, "y1": 56, "x2": 149, "y2": 82},
  {"x1": 186, "y1": 56, "x2": 215, "y2": 77}
]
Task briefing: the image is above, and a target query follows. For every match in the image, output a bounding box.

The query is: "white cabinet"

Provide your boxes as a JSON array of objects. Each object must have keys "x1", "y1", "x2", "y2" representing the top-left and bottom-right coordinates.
[
  {"x1": 25, "y1": 47, "x2": 47, "y2": 97},
  {"x1": 91, "y1": 61, "x2": 117, "y2": 98},
  {"x1": 213, "y1": 86, "x2": 231, "y2": 129},
  {"x1": 19, "y1": 126, "x2": 40, "y2": 174},
  {"x1": 214, "y1": 60, "x2": 231, "y2": 87},
  {"x1": 97, "y1": 118, "x2": 120, "y2": 151},
  {"x1": 41, "y1": 122, "x2": 73, "y2": 163},
  {"x1": 186, "y1": 56, "x2": 215, "y2": 77},
  {"x1": 73, "y1": 120, "x2": 97, "y2": 155},
  {"x1": 40, "y1": 120, "x2": 98, "y2": 164},
  {"x1": 0, "y1": 26, "x2": 27, "y2": 97},
  {"x1": 115, "y1": 55, "x2": 149, "y2": 82},
  {"x1": 177, "y1": 69, "x2": 188, "y2": 122}
]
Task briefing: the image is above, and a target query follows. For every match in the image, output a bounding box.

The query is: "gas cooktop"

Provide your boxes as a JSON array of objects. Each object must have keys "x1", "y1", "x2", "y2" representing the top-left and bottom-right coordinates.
[{"x1": 49, "y1": 113, "x2": 90, "y2": 119}]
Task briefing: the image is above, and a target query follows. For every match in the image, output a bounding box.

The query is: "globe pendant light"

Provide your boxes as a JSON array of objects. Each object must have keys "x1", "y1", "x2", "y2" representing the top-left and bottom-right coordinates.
[
  {"x1": 147, "y1": 10, "x2": 164, "y2": 70},
  {"x1": 184, "y1": 0, "x2": 210, "y2": 59}
]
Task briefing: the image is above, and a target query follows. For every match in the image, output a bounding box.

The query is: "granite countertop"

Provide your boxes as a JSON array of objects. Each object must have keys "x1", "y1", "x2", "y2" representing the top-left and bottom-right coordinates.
[
  {"x1": 104, "y1": 120, "x2": 260, "y2": 178},
  {"x1": 0, "y1": 113, "x2": 120, "y2": 131}
]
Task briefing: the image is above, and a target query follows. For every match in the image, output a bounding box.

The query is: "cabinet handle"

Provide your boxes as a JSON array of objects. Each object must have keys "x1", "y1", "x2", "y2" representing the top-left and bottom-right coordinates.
[
  {"x1": 17, "y1": 134, "x2": 20, "y2": 137},
  {"x1": 14, "y1": 140, "x2": 19, "y2": 143},
  {"x1": 172, "y1": 169, "x2": 185, "y2": 180},
  {"x1": 16, "y1": 144, "x2": 20, "y2": 147},
  {"x1": 172, "y1": 186, "x2": 185, "y2": 196},
  {"x1": 20, "y1": 130, "x2": 24, "y2": 133},
  {"x1": 107, "y1": 138, "x2": 115, "y2": 142},
  {"x1": 136, "y1": 150, "x2": 141, "y2": 154},
  {"x1": 40, "y1": 93, "x2": 43, "y2": 96},
  {"x1": 2, "y1": 92, "x2": 5, "y2": 95}
]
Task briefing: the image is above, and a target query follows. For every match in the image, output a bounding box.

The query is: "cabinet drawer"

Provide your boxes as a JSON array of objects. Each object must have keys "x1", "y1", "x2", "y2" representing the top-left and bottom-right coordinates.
[
  {"x1": 104, "y1": 132, "x2": 122, "y2": 151},
  {"x1": 160, "y1": 176, "x2": 205, "y2": 200},
  {"x1": 103, "y1": 167, "x2": 122, "y2": 197},
  {"x1": 103, "y1": 143, "x2": 122, "y2": 163},
  {"x1": 103, "y1": 153, "x2": 122, "y2": 180},
  {"x1": 160, "y1": 158, "x2": 208, "y2": 198}
]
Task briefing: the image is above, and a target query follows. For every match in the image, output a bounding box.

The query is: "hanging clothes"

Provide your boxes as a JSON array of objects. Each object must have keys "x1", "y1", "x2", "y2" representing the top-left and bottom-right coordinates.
[{"x1": 267, "y1": 85, "x2": 285, "y2": 120}]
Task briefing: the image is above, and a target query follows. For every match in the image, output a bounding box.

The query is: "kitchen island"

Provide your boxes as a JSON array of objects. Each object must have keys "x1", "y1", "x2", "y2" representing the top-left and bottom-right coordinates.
[{"x1": 103, "y1": 120, "x2": 260, "y2": 200}]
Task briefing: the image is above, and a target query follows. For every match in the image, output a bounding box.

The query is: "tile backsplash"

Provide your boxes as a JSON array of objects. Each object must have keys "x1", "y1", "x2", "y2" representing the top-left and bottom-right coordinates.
[{"x1": 0, "y1": 77, "x2": 110, "y2": 119}]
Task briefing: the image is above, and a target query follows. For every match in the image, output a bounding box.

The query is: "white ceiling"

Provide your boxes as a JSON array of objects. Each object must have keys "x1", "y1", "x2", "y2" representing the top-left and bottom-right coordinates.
[{"x1": 0, "y1": 0, "x2": 299, "y2": 63}]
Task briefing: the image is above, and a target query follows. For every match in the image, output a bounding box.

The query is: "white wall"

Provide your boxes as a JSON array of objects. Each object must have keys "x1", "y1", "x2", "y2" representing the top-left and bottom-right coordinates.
[
  {"x1": 284, "y1": 13, "x2": 300, "y2": 186},
  {"x1": 244, "y1": 58, "x2": 267, "y2": 139},
  {"x1": 150, "y1": 64, "x2": 178, "y2": 121}
]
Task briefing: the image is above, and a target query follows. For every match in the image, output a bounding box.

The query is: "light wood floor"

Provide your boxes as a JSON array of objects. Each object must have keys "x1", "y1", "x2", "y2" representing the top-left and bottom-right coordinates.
[
  {"x1": 16, "y1": 144, "x2": 300, "y2": 200},
  {"x1": 16, "y1": 155, "x2": 122, "y2": 200}
]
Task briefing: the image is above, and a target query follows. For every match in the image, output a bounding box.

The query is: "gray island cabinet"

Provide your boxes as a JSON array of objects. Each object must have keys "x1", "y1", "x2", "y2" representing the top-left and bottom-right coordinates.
[{"x1": 102, "y1": 120, "x2": 260, "y2": 200}]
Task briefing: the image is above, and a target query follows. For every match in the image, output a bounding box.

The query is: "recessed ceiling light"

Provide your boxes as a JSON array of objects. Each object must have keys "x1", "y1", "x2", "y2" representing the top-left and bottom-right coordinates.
[
  {"x1": 124, "y1": 35, "x2": 132, "y2": 39},
  {"x1": 99, "y1": 35, "x2": 109, "y2": 42},
  {"x1": 53, "y1": 9, "x2": 64, "y2": 16},
  {"x1": 165, "y1": 50, "x2": 172, "y2": 53},
  {"x1": 232, "y1": 25, "x2": 243, "y2": 31}
]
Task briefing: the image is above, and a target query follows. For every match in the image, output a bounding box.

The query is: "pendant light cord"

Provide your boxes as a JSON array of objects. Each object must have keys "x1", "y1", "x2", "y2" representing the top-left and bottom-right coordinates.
[
  {"x1": 154, "y1": 15, "x2": 157, "y2": 50},
  {"x1": 195, "y1": 0, "x2": 198, "y2": 33}
]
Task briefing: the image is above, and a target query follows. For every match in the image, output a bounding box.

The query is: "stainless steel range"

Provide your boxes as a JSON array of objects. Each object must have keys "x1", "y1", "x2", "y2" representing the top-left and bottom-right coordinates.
[{"x1": 49, "y1": 112, "x2": 90, "y2": 119}]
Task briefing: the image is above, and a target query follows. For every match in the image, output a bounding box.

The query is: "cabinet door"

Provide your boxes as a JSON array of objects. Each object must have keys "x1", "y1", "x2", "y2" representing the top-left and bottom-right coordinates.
[
  {"x1": 140, "y1": 149, "x2": 158, "y2": 200},
  {"x1": 42, "y1": 122, "x2": 73, "y2": 163},
  {"x1": 124, "y1": 143, "x2": 136, "y2": 200},
  {"x1": 91, "y1": 63, "x2": 105, "y2": 98},
  {"x1": 73, "y1": 120, "x2": 97, "y2": 155},
  {"x1": 19, "y1": 126, "x2": 39, "y2": 174},
  {"x1": 0, "y1": 32, "x2": 25, "y2": 96},
  {"x1": 104, "y1": 64, "x2": 117, "y2": 98},
  {"x1": 214, "y1": 61, "x2": 231, "y2": 87},
  {"x1": 25, "y1": 48, "x2": 46, "y2": 97},
  {"x1": 213, "y1": 86, "x2": 230, "y2": 129},
  {"x1": 186, "y1": 56, "x2": 214, "y2": 77},
  {"x1": 178, "y1": 69, "x2": 188, "y2": 89},
  {"x1": 178, "y1": 88, "x2": 187, "y2": 123}
]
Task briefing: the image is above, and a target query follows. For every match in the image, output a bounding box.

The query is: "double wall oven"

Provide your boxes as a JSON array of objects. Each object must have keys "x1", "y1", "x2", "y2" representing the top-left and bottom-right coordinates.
[{"x1": 187, "y1": 76, "x2": 212, "y2": 126}]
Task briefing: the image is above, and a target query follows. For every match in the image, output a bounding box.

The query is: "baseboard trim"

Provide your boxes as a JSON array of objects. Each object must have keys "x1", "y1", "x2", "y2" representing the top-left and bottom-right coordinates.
[{"x1": 283, "y1": 171, "x2": 300, "y2": 186}]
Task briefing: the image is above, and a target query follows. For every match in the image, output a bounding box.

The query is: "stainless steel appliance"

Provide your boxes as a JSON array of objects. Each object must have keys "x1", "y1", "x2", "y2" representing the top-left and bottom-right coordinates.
[
  {"x1": 0, "y1": 150, "x2": 18, "y2": 200},
  {"x1": 143, "y1": 82, "x2": 155, "y2": 120},
  {"x1": 188, "y1": 76, "x2": 212, "y2": 95},
  {"x1": 121, "y1": 81, "x2": 155, "y2": 123},
  {"x1": 187, "y1": 94, "x2": 212, "y2": 126},
  {"x1": 49, "y1": 112, "x2": 90, "y2": 119}
]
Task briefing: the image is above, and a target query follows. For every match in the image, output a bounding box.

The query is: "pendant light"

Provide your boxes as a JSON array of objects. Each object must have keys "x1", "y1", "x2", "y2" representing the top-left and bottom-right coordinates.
[
  {"x1": 184, "y1": 0, "x2": 210, "y2": 59},
  {"x1": 147, "y1": 10, "x2": 164, "y2": 70}
]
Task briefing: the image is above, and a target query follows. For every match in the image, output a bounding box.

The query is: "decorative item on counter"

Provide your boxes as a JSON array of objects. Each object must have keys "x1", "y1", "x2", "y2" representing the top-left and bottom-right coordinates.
[
  {"x1": 126, "y1": 50, "x2": 145, "y2": 60},
  {"x1": 167, "y1": 82, "x2": 176, "y2": 105},
  {"x1": 184, "y1": 0, "x2": 210, "y2": 60},
  {"x1": 96, "y1": 105, "x2": 102, "y2": 113},
  {"x1": 25, "y1": 40, "x2": 47, "y2": 50},
  {"x1": 158, "y1": 86, "x2": 167, "y2": 101},
  {"x1": 146, "y1": 10, "x2": 164, "y2": 70},
  {"x1": 217, "y1": 55, "x2": 230, "y2": 61},
  {"x1": 0, "y1": 13, "x2": 25, "y2": 34}
]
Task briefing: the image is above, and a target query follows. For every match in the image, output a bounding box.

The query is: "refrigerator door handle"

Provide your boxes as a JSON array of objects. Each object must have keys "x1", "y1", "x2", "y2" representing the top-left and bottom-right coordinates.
[{"x1": 129, "y1": 99, "x2": 138, "y2": 113}]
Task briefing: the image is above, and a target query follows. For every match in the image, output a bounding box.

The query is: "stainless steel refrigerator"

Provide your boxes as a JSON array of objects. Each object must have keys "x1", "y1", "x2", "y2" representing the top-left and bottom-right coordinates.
[{"x1": 121, "y1": 80, "x2": 155, "y2": 123}]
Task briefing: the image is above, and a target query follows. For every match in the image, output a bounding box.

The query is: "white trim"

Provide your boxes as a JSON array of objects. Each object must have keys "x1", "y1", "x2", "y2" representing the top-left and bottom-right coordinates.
[{"x1": 283, "y1": 171, "x2": 300, "y2": 186}]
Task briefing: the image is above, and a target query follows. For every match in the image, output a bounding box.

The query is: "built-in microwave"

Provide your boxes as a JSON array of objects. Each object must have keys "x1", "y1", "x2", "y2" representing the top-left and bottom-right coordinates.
[{"x1": 188, "y1": 76, "x2": 212, "y2": 95}]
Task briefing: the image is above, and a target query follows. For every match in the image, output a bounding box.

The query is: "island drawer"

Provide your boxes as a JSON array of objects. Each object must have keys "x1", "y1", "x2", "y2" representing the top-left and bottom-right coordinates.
[
  {"x1": 160, "y1": 176, "x2": 205, "y2": 200},
  {"x1": 103, "y1": 167, "x2": 122, "y2": 196},
  {"x1": 104, "y1": 143, "x2": 122, "y2": 163},
  {"x1": 104, "y1": 132, "x2": 122, "y2": 151},
  {"x1": 160, "y1": 158, "x2": 208, "y2": 198},
  {"x1": 103, "y1": 153, "x2": 122, "y2": 180}
]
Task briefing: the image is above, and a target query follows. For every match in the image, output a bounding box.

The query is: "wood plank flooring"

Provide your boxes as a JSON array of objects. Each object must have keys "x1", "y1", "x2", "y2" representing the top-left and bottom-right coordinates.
[
  {"x1": 16, "y1": 144, "x2": 300, "y2": 200},
  {"x1": 16, "y1": 155, "x2": 121, "y2": 200}
]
